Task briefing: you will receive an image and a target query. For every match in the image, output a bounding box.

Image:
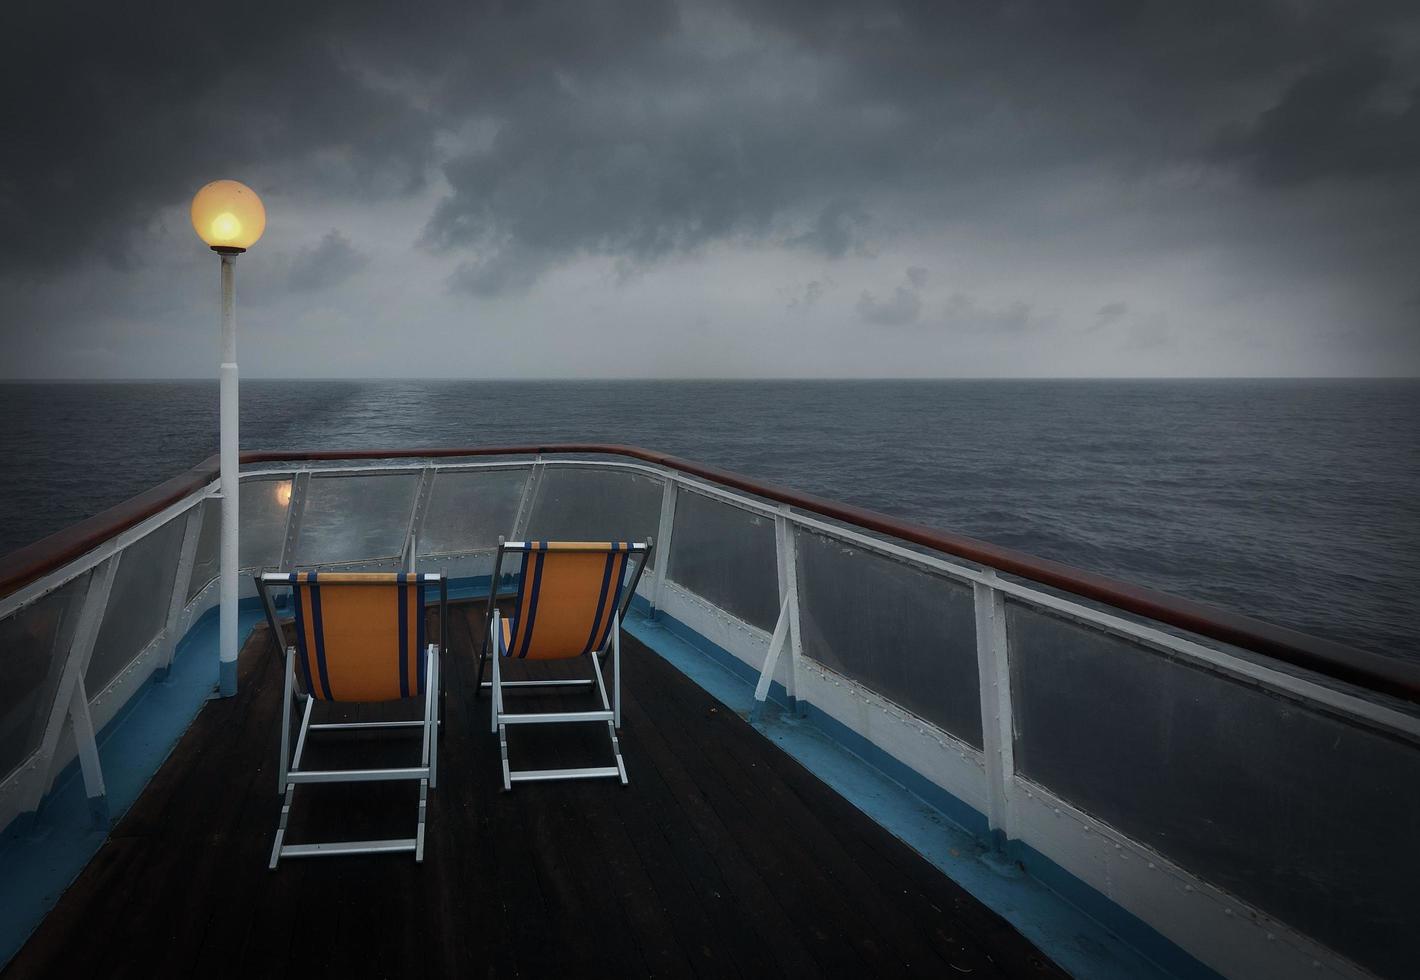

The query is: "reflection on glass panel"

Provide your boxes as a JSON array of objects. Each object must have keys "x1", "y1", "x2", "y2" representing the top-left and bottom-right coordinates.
[
  {"x1": 525, "y1": 468, "x2": 662, "y2": 566},
  {"x1": 419, "y1": 469, "x2": 528, "y2": 555},
  {"x1": 0, "y1": 574, "x2": 91, "y2": 783},
  {"x1": 293, "y1": 474, "x2": 417, "y2": 566},
  {"x1": 794, "y1": 529, "x2": 983, "y2": 747},
  {"x1": 189, "y1": 479, "x2": 291, "y2": 600},
  {"x1": 1007, "y1": 600, "x2": 1419, "y2": 980},
  {"x1": 87, "y1": 517, "x2": 187, "y2": 695},
  {"x1": 667, "y1": 490, "x2": 779, "y2": 631}
]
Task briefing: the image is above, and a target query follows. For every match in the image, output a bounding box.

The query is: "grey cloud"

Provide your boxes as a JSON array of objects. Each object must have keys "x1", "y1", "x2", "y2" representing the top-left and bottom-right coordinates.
[
  {"x1": 789, "y1": 201, "x2": 872, "y2": 258},
  {"x1": 1097, "y1": 302, "x2": 1129, "y2": 325},
  {"x1": 858, "y1": 268, "x2": 926, "y2": 326},
  {"x1": 287, "y1": 231, "x2": 370, "y2": 292},
  {"x1": 857, "y1": 286, "x2": 921, "y2": 326},
  {"x1": 786, "y1": 280, "x2": 827, "y2": 310},
  {"x1": 941, "y1": 293, "x2": 1037, "y2": 334}
]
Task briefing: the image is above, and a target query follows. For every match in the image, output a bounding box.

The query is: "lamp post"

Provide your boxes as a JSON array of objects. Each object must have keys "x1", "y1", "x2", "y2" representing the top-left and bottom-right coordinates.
[{"x1": 191, "y1": 180, "x2": 266, "y2": 697}]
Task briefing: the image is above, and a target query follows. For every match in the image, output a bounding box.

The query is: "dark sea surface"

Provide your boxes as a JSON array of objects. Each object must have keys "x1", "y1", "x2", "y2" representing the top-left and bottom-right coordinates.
[{"x1": 1, "y1": 379, "x2": 1416, "y2": 660}]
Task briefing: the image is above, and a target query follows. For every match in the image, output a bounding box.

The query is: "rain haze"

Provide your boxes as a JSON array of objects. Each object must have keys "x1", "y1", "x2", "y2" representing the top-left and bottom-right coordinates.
[{"x1": 2, "y1": 0, "x2": 1419, "y2": 378}]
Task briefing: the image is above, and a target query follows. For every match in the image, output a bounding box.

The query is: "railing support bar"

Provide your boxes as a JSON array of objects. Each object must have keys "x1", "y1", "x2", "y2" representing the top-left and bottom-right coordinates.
[
  {"x1": 156, "y1": 504, "x2": 204, "y2": 680},
  {"x1": 402, "y1": 467, "x2": 435, "y2": 573},
  {"x1": 22, "y1": 553, "x2": 120, "y2": 826},
  {"x1": 66, "y1": 677, "x2": 109, "y2": 828},
  {"x1": 750, "y1": 596, "x2": 792, "y2": 724},
  {"x1": 974, "y1": 572, "x2": 1016, "y2": 849},
  {"x1": 774, "y1": 504, "x2": 804, "y2": 715},
  {"x1": 510, "y1": 457, "x2": 543, "y2": 542},
  {"x1": 648, "y1": 476, "x2": 678, "y2": 618}
]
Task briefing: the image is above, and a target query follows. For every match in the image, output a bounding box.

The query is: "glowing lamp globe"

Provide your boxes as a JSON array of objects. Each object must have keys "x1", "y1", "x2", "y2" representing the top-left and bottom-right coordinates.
[{"x1": 190, "y1": 180, "x2": 266, "y2": 251}]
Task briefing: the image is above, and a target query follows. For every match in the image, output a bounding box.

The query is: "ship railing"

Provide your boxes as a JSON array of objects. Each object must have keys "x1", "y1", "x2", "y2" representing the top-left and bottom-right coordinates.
[{"x1": 1, "y1": 446, "x2": 1416, "y2": 980}]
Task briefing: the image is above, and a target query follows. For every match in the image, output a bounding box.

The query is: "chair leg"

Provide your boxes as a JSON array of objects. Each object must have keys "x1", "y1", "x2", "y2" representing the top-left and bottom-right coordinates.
[
  {"x1": 278, "y1": 648, "x2": 294, "y2": 793},
  {"x1": 270, "y1": 693, "x2": 313, "y2": 870},
  {"x1": 612, "y1": 614, "x2": 622, "y2": 731},
  {"x1": 490, "y1": 625, "x2": 502, "y2": 735},
  {"x1": 426, "y1": 646, "x2": 439, "y2": 790},
  {"x1": 415, "y1": 780, "x2": 428, "y2": 863}
]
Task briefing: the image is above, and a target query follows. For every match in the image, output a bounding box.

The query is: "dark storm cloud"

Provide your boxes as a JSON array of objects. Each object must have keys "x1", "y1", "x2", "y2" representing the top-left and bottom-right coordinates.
[
  {"x1": 0, "y1": 2, "x2": 443, "y2": 277},
  {"x1": 3, "y1": 0, "x2": 1419, "y2": 375},
  {"x1": 286, "y1": 231, "x2": 370, "y2": 292},
  {"x1": 1214, "y1": 50, "x2": 1420, "y2": 185}
]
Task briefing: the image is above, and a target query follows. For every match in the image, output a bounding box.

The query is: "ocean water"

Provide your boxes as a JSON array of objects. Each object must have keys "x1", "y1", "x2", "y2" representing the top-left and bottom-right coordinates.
[{"x1": 1, "y1": 379, "x2": 1416, "y2": 661}]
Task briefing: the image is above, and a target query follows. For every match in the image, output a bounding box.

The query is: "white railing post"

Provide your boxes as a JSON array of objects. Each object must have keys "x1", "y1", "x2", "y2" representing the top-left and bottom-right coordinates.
[
  {"x1": 156, "y1": 505, "x2": 205, "y2": 680},
  {"x1": 648, "y1": 476, "x2": 678, "y2": 619},
  {"x1": 403, "y1": 467, "x2": 436, "y2": 573},
  {"x1": 774, "y1": 504, "x2": 805, "y2": 716},
  {"x1": 21, "y1": 553, "x2": 121, "y2": 828},
  {"x1": 973, "y1": 570, "x2": 1016, "y2": 850}
]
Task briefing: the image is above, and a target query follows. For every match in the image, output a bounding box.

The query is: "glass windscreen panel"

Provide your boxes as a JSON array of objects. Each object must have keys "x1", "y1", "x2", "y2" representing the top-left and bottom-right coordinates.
[
  {"x1": 418, "y1": 469, "x2": 528, "y2": 555},
  {"x1": 0, "y1": 574, "x2": 91, "y2": 783},
  {"x1": 666, "y1": 490, "x2": 780, "y2": 632},
  {"x1": 292, "y1": 474, "x2": 417, "y2": 567},
  {"x1": 1007, "y1": 600, "x2": 1419, "y2": 980},
  {"x1": 795, "y1": 528, "x2": 984, "y2": 748},
  {"x1": 525, "y1": 467, "x2": 662, "y2": 567},
  {"x1": 87, "y1": 517, "x2": 187, "y2": 695},
  {"x1": 190, "y1": 479, "x2": 292, "y2": 599}
]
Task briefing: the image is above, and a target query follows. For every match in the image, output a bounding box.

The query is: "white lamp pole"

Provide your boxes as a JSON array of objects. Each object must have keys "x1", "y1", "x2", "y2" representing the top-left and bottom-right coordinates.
[{"x1": 191, "y1": 180, "x2": 266, "y2": 697}]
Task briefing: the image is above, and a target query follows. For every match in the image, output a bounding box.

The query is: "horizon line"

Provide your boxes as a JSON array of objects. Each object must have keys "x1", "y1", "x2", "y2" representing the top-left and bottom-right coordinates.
[{"x1": 2, "y1": 375, "x2": 1419, "y2": 384}]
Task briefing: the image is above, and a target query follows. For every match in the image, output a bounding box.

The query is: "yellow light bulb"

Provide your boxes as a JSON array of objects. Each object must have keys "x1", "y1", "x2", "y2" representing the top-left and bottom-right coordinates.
[
  {"x1": 191, "y1": 180, "x2": 266, "y2": 250},
  {"x1": 210, "y1": 212, "x2": 242, "y2": 241}
]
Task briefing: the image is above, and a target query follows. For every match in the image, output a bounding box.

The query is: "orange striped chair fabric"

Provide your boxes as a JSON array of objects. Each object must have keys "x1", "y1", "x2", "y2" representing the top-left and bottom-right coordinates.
[
  {"x1": 288, "y1": 572, "x2": 429, "y2": 702},
  {"x1": 498, "y1": 541, "x2": 639, "y2": 660}
]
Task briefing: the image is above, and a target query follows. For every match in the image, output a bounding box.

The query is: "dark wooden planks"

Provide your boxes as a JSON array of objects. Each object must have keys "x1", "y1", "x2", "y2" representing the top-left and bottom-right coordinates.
[{"x1": 4, "y1": 600, "x2": 1068, "y2": 979}]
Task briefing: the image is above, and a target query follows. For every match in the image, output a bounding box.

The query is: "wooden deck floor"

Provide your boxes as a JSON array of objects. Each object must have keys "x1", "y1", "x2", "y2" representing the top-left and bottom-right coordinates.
[{"x1": 6, "y1": 601, "x2": 1064, "y2": 979}]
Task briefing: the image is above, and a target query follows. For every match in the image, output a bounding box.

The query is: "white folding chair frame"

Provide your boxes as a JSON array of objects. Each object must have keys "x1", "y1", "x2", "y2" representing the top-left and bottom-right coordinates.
[
  {"x1": 257, "y1": 572, "x2": 445, "y2": 869},
  {"x1": 490, "y1": 606, "x2": 627, "y2": 791}
]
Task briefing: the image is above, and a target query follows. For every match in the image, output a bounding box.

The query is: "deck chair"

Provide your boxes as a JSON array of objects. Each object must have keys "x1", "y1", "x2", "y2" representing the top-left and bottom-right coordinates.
[
  {"x1": 475, "y1": 539, "x2": 651, "y2": 791},
  {"x1": 255, "y1": 571, "x2": 446, "y2": 868}
]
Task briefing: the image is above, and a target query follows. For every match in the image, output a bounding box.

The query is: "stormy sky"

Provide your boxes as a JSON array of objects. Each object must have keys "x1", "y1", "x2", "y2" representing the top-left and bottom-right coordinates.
[{"x1": 3, "y1": 1, "x2": 1418, "y2": 379}]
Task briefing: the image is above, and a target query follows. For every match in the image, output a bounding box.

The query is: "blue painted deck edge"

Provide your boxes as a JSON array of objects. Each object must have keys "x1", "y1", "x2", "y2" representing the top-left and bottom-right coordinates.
[
  {"x1": 0, "y1": 597, "x2": 265, "y2": 969},
  {"x1": 630, "y1": 598, "x2": 1222, "y2": 980},
  {"x1": 0, "y1": 576, "x2": 512, "y2": 969},
  {"x1": 3, "y1": 581, "x2": 1218, "y2": 979}
]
